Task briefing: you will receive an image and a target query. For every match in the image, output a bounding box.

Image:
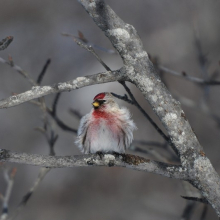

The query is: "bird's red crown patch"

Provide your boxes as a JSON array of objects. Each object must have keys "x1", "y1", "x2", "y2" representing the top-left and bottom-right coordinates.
[{"x1": 93, "y1": 93, "x2": 106, "y2": 100}]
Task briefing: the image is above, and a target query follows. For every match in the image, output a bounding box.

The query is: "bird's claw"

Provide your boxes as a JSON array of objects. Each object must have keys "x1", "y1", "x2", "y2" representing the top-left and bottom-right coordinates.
[
  {"x1": 112, "y1": 151, "x2": 123, "y2": 158},
  {"x1": 96, "y1": 151, "x2": 104, "y2": 159}
]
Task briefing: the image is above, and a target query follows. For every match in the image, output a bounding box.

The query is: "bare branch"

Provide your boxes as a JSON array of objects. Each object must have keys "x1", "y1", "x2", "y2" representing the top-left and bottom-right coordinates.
[
  {"x1": 119, "y1": 81, "x2": 179, "y2": 156},
  {"x1": 69, "y1": 108, "x2": 83, "y2": 120},
  {"x1": 7, "y1": 168, "x2": 50, "y2": 220},
  {"x1": 68, "y1": 31, "x2": 178, "y2": 158},
  {"x1": 111, "y1": 93, "x2": 134, "y2": 104},
  {"x1": 159, "y1": 65, "x2": 220, "y2": 85},
  {"x1": 0, "y1": 56, "x2": 37, "y2": 86},
  {"x1": 0, "y1": 37, "x2": 13, "y2": 51},
  {"x1": 78, "y1": 0, "x2": 220, "y2": 216},
  {"x1": 0, "y1": 168, "x2": 16, "y2": 220},
  {"x1": 200, "y1": 204, "x2": 208, "y2": 220},
  {"x1": 0, "y1": 149, "x2": 187, "y2": 180},
  {"x1": 47, "y1": 108, "x2": 77, "y2": 133},
  {"x1": 181, "y1": 201, "x2": 196, "y2": 220},
  {"x1": 47, "y1": 93, "x2": 77, "y2": 133},
  {"x1": 181, "y1": 196, "x2": 209, "y2": 204},
  {"x1": 37, "y1": 59, "x2": 51, "y2": 85},
  {"x1": 0, "y1": 69, "x2": 125, "y2": 109},
  {"x1": 62, "y1": 31, "x2": 115, "y2": 54},
  {"x1": 62, "y1": 33, "x2": 111, "y2": 71}
]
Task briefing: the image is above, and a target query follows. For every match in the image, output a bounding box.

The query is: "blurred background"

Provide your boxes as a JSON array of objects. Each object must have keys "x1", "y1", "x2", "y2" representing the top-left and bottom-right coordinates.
[{"x1": 0, "y1": 0, "x2": 220, "y2": 219}]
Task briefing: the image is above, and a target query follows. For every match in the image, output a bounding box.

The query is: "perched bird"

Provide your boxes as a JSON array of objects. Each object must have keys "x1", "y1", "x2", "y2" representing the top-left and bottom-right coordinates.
[{"x1": 75, "y1": 92, "x2": 136, "y2": 154}]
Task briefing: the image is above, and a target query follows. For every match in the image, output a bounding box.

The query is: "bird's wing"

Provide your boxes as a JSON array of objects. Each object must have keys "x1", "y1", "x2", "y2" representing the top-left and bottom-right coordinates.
[
  {"x1": 75, "y1": 113, "x2": 91, "y2": 153},
  {"x1": 120, "y1": 107, "x2": 137, "y2": 149}
]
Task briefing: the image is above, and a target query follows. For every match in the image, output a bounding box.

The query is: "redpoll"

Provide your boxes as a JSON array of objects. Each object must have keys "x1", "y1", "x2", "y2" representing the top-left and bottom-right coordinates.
[{"x1": 75, "y1": 92, "x2": 136, "y2": 154}]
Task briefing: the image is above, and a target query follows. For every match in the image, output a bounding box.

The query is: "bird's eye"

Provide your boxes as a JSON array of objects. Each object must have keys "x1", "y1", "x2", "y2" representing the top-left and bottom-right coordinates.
[{"x1": 98, "y1": 100, "x2": 106, "y2": 105}]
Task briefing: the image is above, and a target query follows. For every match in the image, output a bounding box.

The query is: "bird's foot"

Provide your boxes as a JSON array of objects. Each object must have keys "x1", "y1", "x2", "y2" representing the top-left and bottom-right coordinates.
[
  {"x1": 112, "y1": 151, "x2": 124, "y2": 158},
  {"x1": 96, "y1": 151, "x2": 105, "y2": 160}
]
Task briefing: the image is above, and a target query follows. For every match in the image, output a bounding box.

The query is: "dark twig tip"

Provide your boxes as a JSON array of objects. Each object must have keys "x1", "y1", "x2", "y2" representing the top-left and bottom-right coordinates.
[
  {"x1": 20, "y1": 191, "x2": 32, "y2": 205},
  {"x1": 37, "y1": 59, "x2": 51, "y2": 85},
  {"x1": 2, "y1": 207, "x2": 8, "y2": 214},
  {"x1": 181, "y1": 196, "x2": 209, "y2": 204},
  {"x1": 51, "y1": 93, "x2": 61, "y2": 116},
  {"x1": 0, "y1": 36, "x2": 14, "y2": 51},
  {"x1": 111, "y1": 92, "x2": 135, "y2": 105}
]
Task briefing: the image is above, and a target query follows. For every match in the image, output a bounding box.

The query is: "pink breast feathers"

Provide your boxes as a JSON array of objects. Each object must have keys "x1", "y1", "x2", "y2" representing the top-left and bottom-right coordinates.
[
  {"x1": 92, "y1": 110, "x2": 120, "y2": 133},
  {"x1": 92, "y1": 109, "x2": 112, "y2": 120}
]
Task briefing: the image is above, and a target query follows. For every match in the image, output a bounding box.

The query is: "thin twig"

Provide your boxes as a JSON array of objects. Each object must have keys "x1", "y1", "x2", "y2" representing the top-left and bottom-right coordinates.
[
  {"x1": 181, "y1": 201, "x2": 196, "y2": 220},
  {"x1": 200, "y1": 204, "x2": 208, "y2": 220},
  {"x1": 46, "y1": 93, "x2": 77, "y2": 133},
  {"x1": 68, "y1": 31, "x2": 178, "y2": 156},
  {"x1": 37, "y1": 59, "x2": 51, "y2": 85},
  {"x1": 159, "y1": 65, "x2": 220, "y2": 85},
  {"x1": 62, "y1": 32, "x2": 112, "y2": 71},
  {"x1": 9, "y1": 107, "x2": 58, "y2": 220},
  {"x1": 62, "y1": 31, "x2": 115, "y2": 54},
  {"x1": 8, "y1": 168, "x2": 50, "y2": 220},
  {"x1": 51, "y1": 93, "x2": 61, "y2": 117},
  {"x1": 0, "y1": 69, "x2": 124, "y2": 109},
  {"x1": 119, "y1": 81, "x2": 179, "y2": 156},
  {"x1": 0, "y1": 37, "x2": 13, "y2": 51},
  {"x1": 0, "y1": 168, "x2": 17, "y2": 220},
  {"x1": 133, "y1": 140, "x2": 166, "y2": 148},
  {"x1": 181, "y1": 196, "x2": 209, "y2": 204},
  {"x1": 130, "y1": 145, "x2": 169, "y2": 163},
  {"x1": 111, "y1": 93, "x2": 134, "y2": 105},
  {"x1": 0, "y1": 56, "x2": 37, "y2": 86},
  {"x1": 69, "y1": 109, "x2": 82, "y2": 120}
]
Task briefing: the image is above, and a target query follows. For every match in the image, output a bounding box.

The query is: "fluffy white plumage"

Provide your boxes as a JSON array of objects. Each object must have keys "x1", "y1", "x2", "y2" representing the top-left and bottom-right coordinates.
[{"x1": 75, "y1": 92, "x2": 136, "y2": 154}]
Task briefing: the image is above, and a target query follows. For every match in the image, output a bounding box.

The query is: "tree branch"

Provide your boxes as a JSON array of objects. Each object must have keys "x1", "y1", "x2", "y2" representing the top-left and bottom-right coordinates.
[
  {"x1": 78, "y1": 0, "x2": 220, "y2": 216},
  {"x1": 0, "y1": 69, "x2": 125, "y2": 109},
  {"x1": 0, "y1": 167, "x2": 16, "y2": 220},
  {"x1": 159, "y1": 65, "x2": 220, "y2": 86},
  {"x1": 37, "y1": 59, "x2": 51, "y2": 85},
  {"x1": 0, "y1": 149, "x2": 187, "y2": 180},
  {"x1": 0, "y1": 36, "x2": 13, "y2": 51}
]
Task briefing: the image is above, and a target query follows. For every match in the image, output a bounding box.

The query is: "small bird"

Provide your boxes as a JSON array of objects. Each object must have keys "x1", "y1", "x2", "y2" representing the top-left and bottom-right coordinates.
[{"x1": 75, "y1": 92, "x2": 136, "y2": 154}]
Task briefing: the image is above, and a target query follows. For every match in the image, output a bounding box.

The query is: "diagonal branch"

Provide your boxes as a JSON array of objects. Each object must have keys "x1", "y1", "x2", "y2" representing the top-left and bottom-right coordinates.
[
  {"x1": 0, "y1": 149, "x2": 187, "y2": 180},
  {"x1": 0, "y1": 57, "x2": 37, "y2": 86},
  {"x1": 0, "y1": 168, "x2": 16, "y2": 220},
  {"x1": 0, "y1": 36, "x2": 13, "y2": 51},
  {"x1": 66, "y1": 29, "x2": 177, "y2": 156},
  {"x1": 0, "y1": 69, "x2": 125, "y2": 109},
  {"x1": 78, "y1": 0, "x2": 220, "y2": 216}
]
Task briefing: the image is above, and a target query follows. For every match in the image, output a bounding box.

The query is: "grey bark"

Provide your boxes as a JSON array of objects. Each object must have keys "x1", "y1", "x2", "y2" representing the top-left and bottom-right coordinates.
[
  {"x1": 0, "y1": 69, "x2": 125, "y2": 108},
  {"x1": 78, "y1": 0, "x2": 220, "y2": 216},
  {"x1": 0, "y1": 0, "x2": 220, "y2": 217},
  {"x1": 0, "y1": 149, "x2": 187, "y2": 180}
]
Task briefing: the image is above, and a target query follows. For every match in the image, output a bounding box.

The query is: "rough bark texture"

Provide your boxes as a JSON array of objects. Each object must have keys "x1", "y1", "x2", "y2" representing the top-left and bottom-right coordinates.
[
  {"x1": 0, "y1": 69, "x2": 125, "y2": 108},
  {"x1": 0, "y1": 0, "x2": 220, "y2": 217},
  {"x1": 0, "y1": 149, "x2": 187, "y2": 180},
  {"x1": 78, "y1": 0, "x2": 220, "y2": 216}
]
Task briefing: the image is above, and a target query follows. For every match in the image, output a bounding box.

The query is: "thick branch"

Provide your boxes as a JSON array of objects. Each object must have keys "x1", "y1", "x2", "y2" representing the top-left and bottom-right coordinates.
[
  {"x1": 78, "y1": 0, "x2": 220, "y2": 216},
  {"x1": 0, "y1": 69, "x2": 125, "y2": 108},
  {"x1": 0, "y1": 149, "x2": 187, "y2": 180}
]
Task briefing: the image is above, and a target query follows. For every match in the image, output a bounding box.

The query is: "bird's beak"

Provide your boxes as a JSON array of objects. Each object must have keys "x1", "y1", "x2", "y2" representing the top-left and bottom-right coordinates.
[{"x1": 92, "y1": 101, "x2": 100, "y2": 108}]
